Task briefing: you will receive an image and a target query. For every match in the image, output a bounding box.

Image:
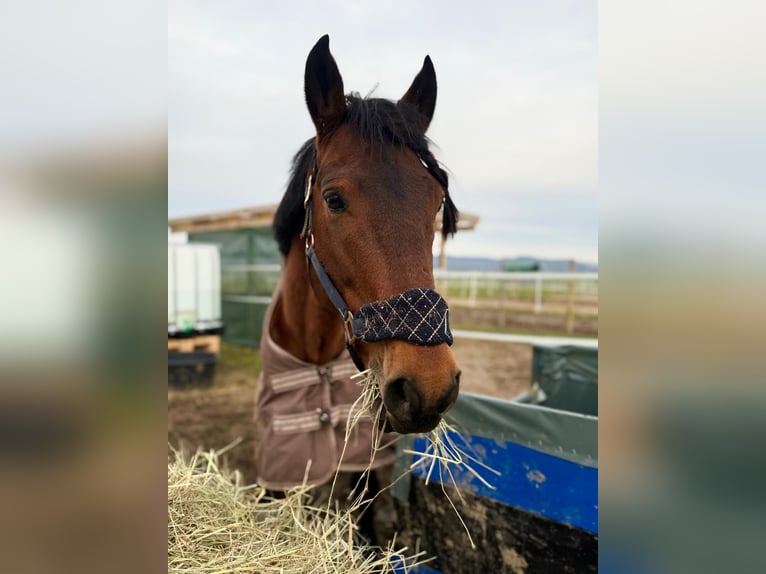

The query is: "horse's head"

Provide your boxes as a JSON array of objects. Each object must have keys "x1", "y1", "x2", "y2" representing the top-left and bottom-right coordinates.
[{"x1": 276, "y1": 36, "x2": 460, "y2": 434}]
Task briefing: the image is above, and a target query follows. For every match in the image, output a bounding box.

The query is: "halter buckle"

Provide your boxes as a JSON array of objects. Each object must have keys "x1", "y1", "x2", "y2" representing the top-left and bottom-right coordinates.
[
  {"x1": 301, "y1": 171, "x2": 314, "y2": 246},
  {"x1": 303, "y1": 173, "x2": 313, "y2": 207},
  {"x1": 343, "y1": 310, "x2": 356, "y2": 344}
]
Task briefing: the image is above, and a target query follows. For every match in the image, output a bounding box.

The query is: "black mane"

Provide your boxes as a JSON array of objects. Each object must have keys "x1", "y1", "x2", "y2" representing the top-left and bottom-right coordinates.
[{"x1": 273, "y1": 94, "x2": 458, "y2": 255}]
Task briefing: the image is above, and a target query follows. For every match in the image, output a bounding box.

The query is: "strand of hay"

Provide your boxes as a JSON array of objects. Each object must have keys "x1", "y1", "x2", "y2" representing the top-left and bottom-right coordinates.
[
  {"x1": 402, "y1": 419, "x2": 502, "y2": 550},
  {"x1": 168, "y1": 445, "x2": 426, "y2": 573},
  {"x1": 328, "y1": 368, "x2": 396, "y2": 511}
]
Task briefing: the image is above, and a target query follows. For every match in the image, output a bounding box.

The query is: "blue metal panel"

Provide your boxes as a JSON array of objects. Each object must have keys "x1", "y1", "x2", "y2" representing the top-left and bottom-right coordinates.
[
  {"x1": 409, "y1": 431, "x2": 598, "y2": 533},
  {"x1": 391, "y1": 557, "x2": 441, "y2": 574}
]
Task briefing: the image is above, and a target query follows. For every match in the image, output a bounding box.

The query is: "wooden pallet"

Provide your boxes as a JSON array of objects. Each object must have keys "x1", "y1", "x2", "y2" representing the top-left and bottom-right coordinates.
[{"x1": 168, "y1": 335, "x2": 221, "y2": 355}]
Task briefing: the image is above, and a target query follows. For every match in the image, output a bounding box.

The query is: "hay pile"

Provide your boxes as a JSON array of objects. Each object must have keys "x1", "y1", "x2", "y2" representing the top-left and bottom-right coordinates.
[
  {"x1": 168, "y1": 369, "x2": 498, "y2": 571},
  {"x1": 168, "y1": 447, "x2": 419, "y2": 573}
]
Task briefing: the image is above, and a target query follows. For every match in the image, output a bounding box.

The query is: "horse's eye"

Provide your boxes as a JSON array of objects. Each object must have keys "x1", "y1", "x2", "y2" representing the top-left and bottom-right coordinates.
[{"x1": 324, "y1": 191, "x2": 347, "y2": 213}]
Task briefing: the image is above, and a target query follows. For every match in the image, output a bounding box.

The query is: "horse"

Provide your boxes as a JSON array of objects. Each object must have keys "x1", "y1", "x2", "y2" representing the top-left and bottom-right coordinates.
[{"x1": 254, "y1": 35, "x2": 460, "y2": 541}]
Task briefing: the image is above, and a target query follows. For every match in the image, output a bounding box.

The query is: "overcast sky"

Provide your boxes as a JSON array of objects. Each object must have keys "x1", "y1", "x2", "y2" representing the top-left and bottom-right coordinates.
[{"x1": 168, "y1": 0, "x2": 597, "y2": 263}]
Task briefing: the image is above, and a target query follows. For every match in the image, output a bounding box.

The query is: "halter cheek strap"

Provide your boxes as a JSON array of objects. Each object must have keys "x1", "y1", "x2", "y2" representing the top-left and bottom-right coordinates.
[{"x1": 301, "y1": 161, "x2": 453, "y2": 372}]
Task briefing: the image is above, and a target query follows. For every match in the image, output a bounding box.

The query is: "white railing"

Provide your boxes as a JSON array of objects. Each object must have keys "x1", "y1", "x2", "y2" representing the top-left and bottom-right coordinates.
[
  {"x1": 433, "y1": 270, "x2": 597, "y2": 281},
  {"x1": 451, "y1": 329, "x2": 597, "y2": 348},
  {"x1": 433, "y1": 270, "x2": 597, "y2": 315},
  {"x1": 221, "y1": 265, "x2": 598, "y2": 318},
  {"x1": 223, "y1": 265, "x2": 597, "y2": 282}
]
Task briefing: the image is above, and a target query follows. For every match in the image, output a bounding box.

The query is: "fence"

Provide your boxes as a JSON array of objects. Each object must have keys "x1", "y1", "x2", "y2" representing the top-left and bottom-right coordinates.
[
  {"x1": 434, "y1": 269, "x2": 597, "y2": 313},
  {"x1": 218, "y1": 265, "x2": 598, "y2": 344}
]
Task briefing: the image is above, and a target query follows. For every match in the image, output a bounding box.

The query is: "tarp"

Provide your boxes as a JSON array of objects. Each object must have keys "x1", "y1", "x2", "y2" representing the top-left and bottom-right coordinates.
[
  {"x1": 532, "y1": 344, "x2": 598, "y2": 416},
  {"x1": 393, "y1": 391, "x2": 598, "y2": 504},
  {"x1": 189, "y1": 227, "x2": 281, "y2": 347},
  {"x1": 393, "y1": 346, "x2": 599, "y2": 527},
  {"x1": 391, "y1": 345, "x2": 599, "y2": 572}
]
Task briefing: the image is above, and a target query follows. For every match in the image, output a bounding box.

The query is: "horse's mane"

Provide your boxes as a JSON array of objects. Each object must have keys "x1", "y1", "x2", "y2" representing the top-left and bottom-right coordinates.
[{"x1": 273, "y1": 94, "x2": 458, "y2": 255}]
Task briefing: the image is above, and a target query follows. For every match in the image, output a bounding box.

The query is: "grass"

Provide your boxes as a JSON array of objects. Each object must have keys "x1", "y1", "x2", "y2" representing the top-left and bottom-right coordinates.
[
  {"x1": 445, "y1": 283, "x2": 598, "y2": 301},
  {"x1": 220, "y1": 343, "x2": 262, "y2": 372},
  {"x1": 450, "y1": 303, "x2": 599, "y2": 320}
]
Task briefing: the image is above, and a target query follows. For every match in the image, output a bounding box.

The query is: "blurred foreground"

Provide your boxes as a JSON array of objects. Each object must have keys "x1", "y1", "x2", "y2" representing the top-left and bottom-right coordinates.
[
  {"x1": 0, "y1": 133, "x2": 167, "y2": 573},
  {"x1": 1, "y1": 0, "x2": 765, "y2": 572}
]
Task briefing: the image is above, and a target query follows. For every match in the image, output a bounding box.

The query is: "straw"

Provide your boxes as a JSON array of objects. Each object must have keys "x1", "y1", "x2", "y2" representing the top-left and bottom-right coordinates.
[
  {"x1": 344, "y1": 370, "x2": 502, "y2": 550},
  {"x1": 169, "y1": 368, "x2": 500, "y2": 570},
  {"x1": 168, "y1": 445, "x2": 429, "y2": 573}
]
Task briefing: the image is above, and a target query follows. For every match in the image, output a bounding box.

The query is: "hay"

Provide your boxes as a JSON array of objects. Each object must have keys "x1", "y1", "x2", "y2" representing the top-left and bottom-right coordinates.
[
  {"x1": 330, "y1": 368, "x2": 395, "y2": 511},
  {"x1": 403, "y1": 419, "x2": 501, "y2": 549},
  {"x1": 168, "y1": 367, "x2": 500, "y2": 570},
  {"x1": 168, "y1": 446, "x2": 425, "y2": 573},
  {"x1": 347, "y1": 369, "x2": 500, "y2": 495},
  {"x1": 347, "y1": 369, "x2": 502, "y2": 550}
]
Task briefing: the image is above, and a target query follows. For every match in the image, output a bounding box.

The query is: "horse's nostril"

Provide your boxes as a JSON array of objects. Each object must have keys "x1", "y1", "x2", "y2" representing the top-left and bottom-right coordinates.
[
  {"x1": 437, "y1": 371, "x2": 460, "y2": 415},
  {"x1": 384, "y1": 376, "x2": 422, "y2": 419}
]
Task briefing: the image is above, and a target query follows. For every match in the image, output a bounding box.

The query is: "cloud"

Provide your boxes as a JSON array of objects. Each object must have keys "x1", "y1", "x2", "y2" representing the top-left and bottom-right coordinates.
[{"x1": 168, "y1": 0, "x2": 597, "y2": 260}]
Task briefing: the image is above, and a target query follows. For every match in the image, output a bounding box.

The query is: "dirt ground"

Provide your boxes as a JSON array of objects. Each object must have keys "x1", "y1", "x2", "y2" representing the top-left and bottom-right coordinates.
[
  {"x1": 451, "y1": 338, "x2": 532, "y2": 398},
  {"x1": 167, "y1": 339, "x2": 533, "y2": 483},
  {"x1": 450, "y1": 306, "x2": 598, "y2": 337}
]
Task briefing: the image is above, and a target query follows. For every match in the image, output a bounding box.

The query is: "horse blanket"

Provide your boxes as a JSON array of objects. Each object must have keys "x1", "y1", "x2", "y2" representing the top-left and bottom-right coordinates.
[{"x1": 254, "y1": 286, "x2": 396, "y2": 490}]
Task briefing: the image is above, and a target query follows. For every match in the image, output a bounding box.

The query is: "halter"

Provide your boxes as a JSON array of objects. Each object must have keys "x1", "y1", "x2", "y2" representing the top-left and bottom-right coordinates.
[{"x1": 300, "y1": 158, "x2": 453, "y2": 371}]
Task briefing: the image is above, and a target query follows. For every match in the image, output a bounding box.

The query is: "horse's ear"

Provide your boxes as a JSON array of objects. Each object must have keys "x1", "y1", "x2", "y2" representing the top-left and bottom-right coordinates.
[
  {"x1": 399, "y1": 55, "x2": 437, "y2": 132},
  {"x1": 304, "y1": 35, "x2": 346, "y2": 139}
]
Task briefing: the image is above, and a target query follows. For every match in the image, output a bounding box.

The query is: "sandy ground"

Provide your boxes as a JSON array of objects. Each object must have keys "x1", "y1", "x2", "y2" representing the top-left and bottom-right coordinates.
[
  {"x1": 451, "y1": 338, "x2": 532, "y2": 399},
  {"x1": 168, "y1": 339, "x2": 533, "y2": 482},
  {"x1": 450, "y1": 306, "x2": 598, "y2": 336}
]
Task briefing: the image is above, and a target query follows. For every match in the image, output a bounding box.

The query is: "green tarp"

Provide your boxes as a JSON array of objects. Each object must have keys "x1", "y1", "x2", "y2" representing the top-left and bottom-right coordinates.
[
  {"x1": 392, "y1": 345, "x2": 598, "y2": 500},
  {"x1": 532, "y1": 345, "x2": 598, "y2": 416},
  {"x1": 189, "y1": 227, "x2": 280, "y2": 347}
]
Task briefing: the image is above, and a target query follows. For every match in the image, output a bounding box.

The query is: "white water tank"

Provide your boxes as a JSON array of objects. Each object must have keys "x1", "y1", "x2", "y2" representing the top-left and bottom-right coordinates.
[{"x1": 168, "y1": 243, "x2": 222, "y2": 335}]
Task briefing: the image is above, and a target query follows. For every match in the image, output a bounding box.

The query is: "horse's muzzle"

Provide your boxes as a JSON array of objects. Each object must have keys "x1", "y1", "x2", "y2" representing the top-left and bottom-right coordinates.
[
  {"x1": 352, "y1": 289, "x2": 456, "y2": 434},
  {"x1": 382, "y1": 368, "x2": 460, "y2": 434},
  {"x1": 351, "y1": 288, "x2": 453, "y2": 346}
]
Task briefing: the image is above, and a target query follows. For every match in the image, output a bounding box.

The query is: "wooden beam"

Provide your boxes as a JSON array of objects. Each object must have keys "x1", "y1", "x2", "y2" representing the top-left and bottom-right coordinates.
[
  {"x1": 170, "y1": 204, "x2": 479, "y2": 235},
  {"x1": 168, "y1": 205, "x2": 279, "y2": 233}
]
